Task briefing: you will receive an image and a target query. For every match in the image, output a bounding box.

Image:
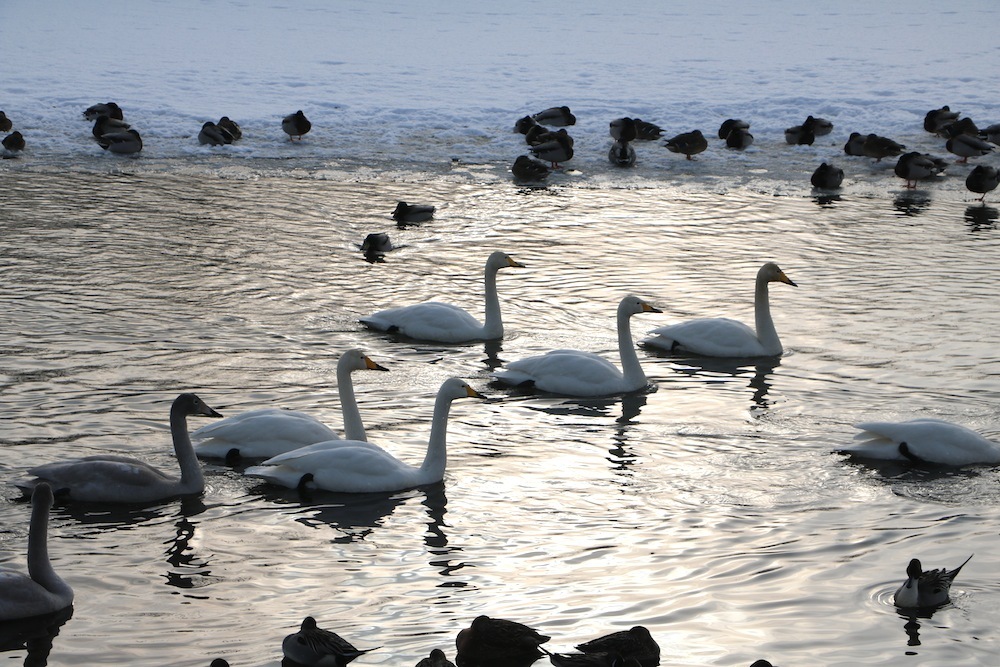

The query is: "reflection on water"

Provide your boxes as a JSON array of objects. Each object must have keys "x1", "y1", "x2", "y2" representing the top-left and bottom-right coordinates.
[
  {"x1": 0, "y1": 606, "x2": 73, "y2": 667},
  {"x1": 964, "y1": 204, "x2": 999, "y2": 232},
  {"x1": 3, "y1": 170, "x2": 1000, "y2": 666}
]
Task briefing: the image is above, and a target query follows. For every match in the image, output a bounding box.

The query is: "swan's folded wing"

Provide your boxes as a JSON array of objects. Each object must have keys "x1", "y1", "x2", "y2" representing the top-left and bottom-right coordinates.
[
  {"x1": 644, "y1": 317, "x2": 762, "y2": 356},
  {"x1": 495, "y1": 350, "x2": 624, "y2": 395},
  {"x1": 850, "y1": 419, "x2": 1000, "y2": 465},
  {"x1": 193, "y1": 411, "x2": 339, "y2": 458},
  {"x1": 360, "y1": 302, "x2": 484, "y2": 341},
  {"x1": 259, "y1": 439, "x2": 389, "y2": 465}
]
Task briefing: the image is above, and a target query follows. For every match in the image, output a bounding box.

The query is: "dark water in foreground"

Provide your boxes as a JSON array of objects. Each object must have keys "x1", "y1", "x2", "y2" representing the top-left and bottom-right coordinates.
[{"x1": 2, "y1": 164, "x2": 1000, "y2": 666}]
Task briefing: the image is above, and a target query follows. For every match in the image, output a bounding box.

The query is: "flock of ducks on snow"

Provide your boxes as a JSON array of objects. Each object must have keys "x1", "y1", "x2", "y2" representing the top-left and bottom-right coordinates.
[{"x1": 1, "y1": 247, "x2": 987, "y2": 665}]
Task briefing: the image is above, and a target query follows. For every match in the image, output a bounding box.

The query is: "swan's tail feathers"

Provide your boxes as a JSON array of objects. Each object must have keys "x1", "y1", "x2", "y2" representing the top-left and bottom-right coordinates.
[
  {"x1": 489, "y1": 370, "x2": 535, "y2": 388},
  {"x1": 244, "y1": 465, "x2": 308, "y2": 490}
]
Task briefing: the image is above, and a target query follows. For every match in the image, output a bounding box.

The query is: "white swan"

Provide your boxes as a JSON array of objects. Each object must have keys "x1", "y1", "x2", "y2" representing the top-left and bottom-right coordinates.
[
  {"x1": 0, "y1": 483, "x2": 74, "y2": 621},
  {"x1": 642, "y1": 262, "x2": 797, "y2": 357},
  {"x1": 245, "y1": 378, "x2": 483, "y2": 493},
  {"x1": 844, "y1": 419, "x2": 1000, "y2": 466},
  {"x1": 192, "y1": 349, "x2": 388, "y2": 460},
  {"x1": 491, "y1": 295, "x2": 662, "y2": 397},
  {"x1": 15, "y1": 393, "x2": 222, "y2": 503},
  {"x1": 359, "y1": 251, "x2": 525, "y2": 343}
]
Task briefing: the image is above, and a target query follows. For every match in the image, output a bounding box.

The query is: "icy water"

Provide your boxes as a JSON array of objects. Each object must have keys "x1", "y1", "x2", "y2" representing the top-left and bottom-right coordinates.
[{"x1": 2, "y1": 159, "x2": 1000, "y2": 667}]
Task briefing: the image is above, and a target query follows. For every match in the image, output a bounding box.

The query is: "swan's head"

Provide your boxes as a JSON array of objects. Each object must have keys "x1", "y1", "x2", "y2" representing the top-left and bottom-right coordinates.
[
  {"x1": 174, "y1": 393, "x2": 224, "y2": 419},
  {"x1": 760, "y1": 262, "x2": 797, "y2": 287},
  {"x1": 619, "y1": 295, "x2": 663, "y2": 316},
  {"x1": 440, "y1": 377, "x2": 486, "y2": 401},
  {"x1": 340, "y1": 348, "x2": 389, "y2": 373},
  {"x1": 487, "y1": 251, "x2": 526, "y2": 271}
]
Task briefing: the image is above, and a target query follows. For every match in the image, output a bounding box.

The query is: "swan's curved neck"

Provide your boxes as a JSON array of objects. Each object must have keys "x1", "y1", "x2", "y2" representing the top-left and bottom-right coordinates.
[
  {"x1": 418, "y1": 392, "x2": 457, "y2": 477},
  {"x1": 337, "y1": 364, "x2": 367, "y2": 441},
  {"x1": 753, "y1": 277, "x2": 781, "y2": 354},
  {"x1": 481, "y1": 264, "x2": 504, "y2": 338},
  {"x1": 617, "y1": 307, "x2": 645, "y2": 386},
  {"x1": 171, "y1": 404, "x2": 204, "y2": 494},
  {"x1": 27, "y1": 499, "x2": 71, "y2": 600}
]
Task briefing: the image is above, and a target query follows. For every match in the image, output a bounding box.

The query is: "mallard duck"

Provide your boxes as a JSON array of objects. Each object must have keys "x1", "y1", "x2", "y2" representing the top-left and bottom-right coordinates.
[
  {"x1": 664, "y1": 130, "x2": 707, "y2": 159},
  {"x1": 415, "y1": 648, "x2": 456, "y2": 667},
  {"x1": 282, "y1": 109, "x2": 311, "y2": 140},
  {"x1": 632, "y1": 118, "x2": 664, "y2": 140},
  {"x1": 2, "y1": 131, "x2": 25, "y2": 153},
  {"x1": 894, "y1": 555, "x2": 972, "y2": 609},
  {"x1": 610, "y1": 117, "x2": 638, "y2": 142},
  {"x1": 391, "y1": 201, "x2": 436, "y2": 224},
  {"x1": 608, "y1": 140, "x2": 636, "y2": 167},
  {"x1": 924, "y1": 105, "x2": 960, "y2": 133},
  {"x1": 966, "y1": 165, "x2": 1000, "y2": 202},
  {"x1": 977, "y1": 123, "x2": 1000, "y2": 145},
  {"x1": 894, "y1": 152, "x2": 946, "y2": 188},
  {"x1": 361, "y1": 232, "x2": 393, "y2": 254},
  {"x1": 456, "y1": 615, "x2": 550, "y2": 667},
  {"x1": 0, "y1": 484, "x2": 74, "y2": 621},
  {"x1": 532, "y1": 105, "x2": 576, "y2": 126},
  {"x1": 803, "y1": 115, "x2": 833, "y2": 136},
  {"x1": 725, "y1": 127, "x2": 753, "y2": 149},
  {"x1": 198, "y1": 121, "x2": 233, "y2": 146},
  {"x1": 784, "y1": 124, "x2": 815, "y2": 146},
  {"x1": 92, "y1": 115, "x2": 130, "y2": 145},
  {"x1": 15, "y1": 394, "x2": 221, "y2": 503},
  {"x1": 492, "y1": 295, "x2": 661, "y2": 397},
  {"x1": 643, "y1": 262, "x2": 796, "y2": 357},
  {"x1": 938, "y1": 117, "x2": 978, "y2": 139},
  {"x1": 102, "y1": 128, "x2": 143, "y2": 154},
  {"x1": 861, "y1": 134, "x2": 905, "y2": 162},
  {"x1": 718, "y1": 118, "x2": 749, "y2": 140},
  {"x1": 573, "y1": 626, "x2": 660, "y2": 667},
  {"x1": 0, "y1": 111, "x2": 11, "y2": 132},
  {"x1": 810, "y1": 162, "x2": 844, "y2": 189},
  {"x1": 514, "y1": 115, "x2": 539, "y2": 134},
  {"x1": 217, "y1": 116, "x2": 242, "y2": 141},
  {"x1": 946, "y1": 134, "x2": 994, "y2": 163},
  {"x1": 83, "y1": 102, "x2": 124, "y2": 121},
  {"x1": 844, "y1": 132, "x2": 867, "y2": 156},
  {"x1": 530, "y1": 131, "x2": 574, "y2": 168},
  {"x1": 282, "y1": 616, "x2": 378, "y2": 666},
  {"x1": 511, "y1": 155, "x2": 550, "y2": 182}
]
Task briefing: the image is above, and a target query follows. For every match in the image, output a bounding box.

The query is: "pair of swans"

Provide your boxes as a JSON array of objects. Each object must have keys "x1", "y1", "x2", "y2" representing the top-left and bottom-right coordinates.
[
  {"x1": 15, "y1": 393, "x2": 222, "y2": 504},
  {"x1": 246, "y1": 377, "x2": 484, "y2": 493},
  {"x1": 192, "y1": 349, "x2": 388, "y2": 461},
  {"x1": 0, "y1": 483, "x2": 74, "y2": 621},
  {"x1": 360, "y1": 251, "x2": 525, "y2": 343},
  {"x1": 491, "y1": 295, "x2": 662, "y2": 397}
]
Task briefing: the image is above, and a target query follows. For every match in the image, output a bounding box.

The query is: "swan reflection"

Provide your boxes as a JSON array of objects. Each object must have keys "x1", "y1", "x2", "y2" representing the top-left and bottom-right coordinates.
[
  {"x1": 650, "y1": 353, "x2": 780, "y2": 414},
  {"x1": 0, "y1": 605, "x2": 73, "y2": 667}
]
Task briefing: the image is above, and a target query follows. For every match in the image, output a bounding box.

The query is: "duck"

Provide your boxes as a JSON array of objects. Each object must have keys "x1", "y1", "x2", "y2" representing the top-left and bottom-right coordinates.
[
  {"x1": 511, "y1": 155, "x2": 551, "y2": 182},
  {"x1": 664, "y1": 129, "x2": 708, "y2": 159},
  {"x1": 946, "y1": 134, "x2": 994, "y2": 163},
  {"x1": 608, "y1": 140, "x2": 636, "y2": 167},
  {"x1": 861, "y1": 134, "x2": 905, "y2": 162},
  {"x1": 491, "y1": 295, "x2": 661, "y2": 397},
  {"x1": 360, "y1": 251, "x2": 524, "y2": 343},
  {"x1": 282, "y1": 616, "x2": 378, "y2": 666},
  {"x1": 924, "y1": 105, "x2": 960, "y2": 133},
  {"x1": 811, "y1": 162, "x2": 844, "y2": 189},
  {"x1": 209, "y1": 660, "x2": 229, "y2": 667},
  {"x1": 718, "y1": 118, "x2": 749, "y2": 140},
  {"x1": 217, "y1": 116, "x2": 242, "y2": 141},
  {"x1": 282, "y1": 109, "x2": 311, "y2": 140},
  {"x1": 245, "y1": 378, "x2": 484, "y2": 493},
  {"x1": 0, "y1": 111, "x2": 11, "y2": 132},
  {"x1": 361, "y1": 232, "x2": 393, "y2": 255},
  {"x1": 725, "y1": 126, "x2": 754, "y2": 149},
  {"x1": 83, "y1": 102, "x2": 124, "y2": 121},
  {"x1": 415, "y1": 648, "x2": 457, "y2": 667},
  {"x1": 514, "y1": 115, "x2": 539, "y2": 134},
  {"x1": 0, "y1": 483, "x2": 74, "y2": 621},
  {"x1": 101, "y1": 128, "x2": 143, "y2": 155},
  {"x1": 530, "y1": 131, "x2": 574, "y2": 168},
  {"x1": 14, "y1": 393, "x2": 222, "y2": 503},
  {"x1": 845, "y1": 419, "x2": 1000, "y2": 466},
  {"x1": 392, "y1": 201, "x2": 436, "y2": 224},
  {"x1": 803, "y1": 115, "x2": 833, "y2": 136},
  {"x1": 92, "y1": 115, "x2": 130, "y2": 145},
  {"x1": 938, "y1": 117, "x2": 978, "y2": 139},
  {"x1": 893, "y1": 555, "x2": 973, "y2": 609},
  {"x1": 192, "y1": 349, "x2": 388, "y2": 461},
  {"x1": 978, "y1": 123, "x2": 1000, "y2": 145},
  {"x1": 456, "y1": 615, "x2": 550, "y2": 667},
  {"x1": 966, "y1": 165, "x2": 1000, "y2": 202},
  {"x1": 198, "y1": 121, "x2": 233, "y2": 146},
  {"x1": 844, "y1": 132, "x2": 867, "y2": 156},
  {"x1": 643, "y1": 262, "x2": 796, "y2": 358},
  {"x1": 2, "y1": 131, "x2": 25, "y2": 154},
  {"x1": 632, "y1": 118, "x2": 664, "y2": 141},
  {"x1": 610, "y1": 117, "x2": 638, "y2": 143},
  {"x1": 532, "y1": 105, "x2": 576, "y2": 127},
  {"x1": 546, "y1": 652, "x2": 640, "y2": 666},
  {"x1": 894, "y1": 151, "x2": 946, "y2": 189},
  {"x1": 572, "y1": 626, "x2": 660, "y2": 667},
  {"x1": 784, "y1": 124, "x2": 815, "y2": 146}
]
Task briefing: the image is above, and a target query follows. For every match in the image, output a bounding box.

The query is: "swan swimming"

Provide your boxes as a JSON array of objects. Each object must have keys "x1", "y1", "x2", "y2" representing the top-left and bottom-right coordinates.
[
  {"x1": 491, "y1": 295, "x2": 662, "y2": 397},
  {"x1": 844, "y1": 419, "x2": 1000, "y2": 466},
  {"x1": 642, "y1": 262, "x2": 797, "y2": 357},
  {"x1": 15, "y1": 393, "x2": 222, "y2": 503},
  {"x1": 0, "y1": 483, "x2": 74, "y2": 621},
  {"x1": 192, "y1": 349, "x2": 388, "y2": 461},
  {"x1": 245, "y1": 378, "x2": 484, "y2": 493},
  {"x1": 360, "y1": 251, "x2": 525, "y2": 343},
  {"x1": 893, "y1": 554, "x2": 972, "y2": 608}
]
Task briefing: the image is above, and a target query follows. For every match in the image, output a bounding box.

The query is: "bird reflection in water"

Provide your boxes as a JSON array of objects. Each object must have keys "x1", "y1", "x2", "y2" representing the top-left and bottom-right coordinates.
[
  {"x1": 163, "y1": 497, "x2": 215, "y2": 591},
  {"x1": 964, "y1": 204, "x2": 998, "y2": 232},
  {"x1": 893, "y1": 192, "x2": 932, "y2": 217},
  {"x1": 812, "y1": 193, "x2": 841, "y2": 208},
  {"x1": 647, "y1": 353, "x2": 780, "y2": 415},
  {"x1": 0, "y1": 605, "x2": 73, "y2": 667}
]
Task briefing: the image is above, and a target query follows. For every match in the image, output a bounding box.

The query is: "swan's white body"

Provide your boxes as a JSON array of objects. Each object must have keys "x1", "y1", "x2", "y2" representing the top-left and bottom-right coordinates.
[
  {"x1": 15, "y1": 394, "x2": 222, "y2": 503},
  {"x1": 192, "y1": 349, "x2": 387, "y2": 460},
  {"x1": 0, "y1": 484, "x2": 74, "y2": 621},
  {"x1": 846, "y1": 419, "x2": 1000, "y2": 466},
  {"x1": 360, "y1": 251, "x2": 524, "y2": 343},
  {"x1": 491, "y1": 295, "x2": 661, "y2": 397},
  {"x1": 643, "y1": 262, "x2": 796, "y2": 357},
  {"x1": 245, "y1": 378, "x2": 483, "y2": 493}
]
